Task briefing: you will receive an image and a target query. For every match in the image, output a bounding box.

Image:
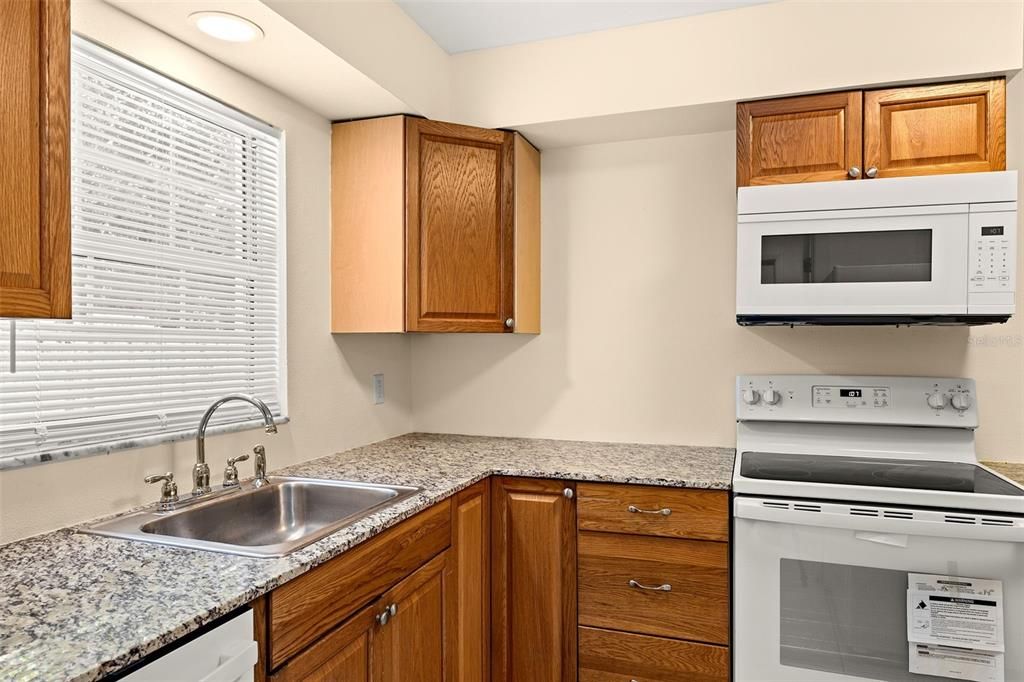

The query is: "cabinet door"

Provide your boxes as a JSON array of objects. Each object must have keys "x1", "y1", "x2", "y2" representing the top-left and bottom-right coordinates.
[
  {"x1": 406, "y1": 119, "x2": 514, "y2": 332},
  {"x1": 448, "y1": 481, "x2": 490, "y2": 682},
  {"x1": 270, "y1": 604, "x2": 376, "y2": 682},
  {"x1": 736, "y1": 91, "x2": 862, "y2": 186},
  {"x1": 0, "y1": 0, "x2": 71, "y2": 318},
  {"x1": 864, "y1": 78, "x2": 1005, "y2": 179},
  {"x1": 491, "y1": 477, "x2": 577, "y2": 682},
  {"x1": 374, "y1": 552, "x2": 447, "y2": 682}
]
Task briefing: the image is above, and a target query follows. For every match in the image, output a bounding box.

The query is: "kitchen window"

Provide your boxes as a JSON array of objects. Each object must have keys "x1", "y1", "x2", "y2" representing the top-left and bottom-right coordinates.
[{"x1": 0, "y1": 37, "x2": 286, "y2": 468}]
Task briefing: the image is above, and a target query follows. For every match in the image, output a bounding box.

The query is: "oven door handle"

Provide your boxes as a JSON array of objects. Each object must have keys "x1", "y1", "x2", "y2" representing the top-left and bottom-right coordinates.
[{"x1": 734, "y1": 497, "x2": 1024, "y2": 543}]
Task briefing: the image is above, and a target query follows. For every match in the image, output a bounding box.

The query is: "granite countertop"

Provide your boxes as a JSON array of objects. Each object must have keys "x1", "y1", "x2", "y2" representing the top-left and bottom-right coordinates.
[
  {"x1": 984, "y1": 460, "x2": 1024, "y2": 485},
  {"x1": 0, "y1": 433, "x2": 735, "y2": 682}
]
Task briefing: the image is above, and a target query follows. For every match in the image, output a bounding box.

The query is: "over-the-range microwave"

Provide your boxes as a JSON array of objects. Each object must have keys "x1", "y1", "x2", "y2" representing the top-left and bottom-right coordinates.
[{"x1": 736, "y1": 171, "x2": 1017, "y2": 325}]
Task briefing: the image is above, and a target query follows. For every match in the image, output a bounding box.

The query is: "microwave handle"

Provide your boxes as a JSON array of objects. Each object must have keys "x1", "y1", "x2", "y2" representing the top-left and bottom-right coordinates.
[{"x1": 734, "y1": 497, "x2": 1024, "y2": 543}]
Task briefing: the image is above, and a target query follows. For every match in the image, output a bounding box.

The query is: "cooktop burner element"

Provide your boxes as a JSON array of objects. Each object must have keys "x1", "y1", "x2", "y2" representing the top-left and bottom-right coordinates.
[{"x1": 740, "y1": 452, "x2": 1024, "y2": 496}]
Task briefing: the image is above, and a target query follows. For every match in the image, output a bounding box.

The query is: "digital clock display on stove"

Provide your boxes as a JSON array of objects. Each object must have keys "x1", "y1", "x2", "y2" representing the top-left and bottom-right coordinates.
[{"x1": 813, "y1": 385, "x2": 889, "y2": 408}]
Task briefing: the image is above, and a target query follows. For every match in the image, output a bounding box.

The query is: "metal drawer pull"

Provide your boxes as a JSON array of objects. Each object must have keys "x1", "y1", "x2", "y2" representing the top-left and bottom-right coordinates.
[
  {"x1": 627, "y1": 504, "x2": 671, "y2": 516},
  {"x1": 629, "y1": 579, "x2": 672, "y2": 592}
]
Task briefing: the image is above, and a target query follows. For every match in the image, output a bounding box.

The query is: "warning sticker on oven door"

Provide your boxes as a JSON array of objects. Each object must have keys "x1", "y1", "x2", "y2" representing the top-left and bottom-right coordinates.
[{"x1": 907, "y1": 573, "x2": 1004, "y2": 652}]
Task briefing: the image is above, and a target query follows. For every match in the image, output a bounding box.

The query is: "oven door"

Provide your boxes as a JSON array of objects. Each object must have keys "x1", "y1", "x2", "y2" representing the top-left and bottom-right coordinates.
[
  {"x1": 737, "y1": 205, "x2": 969, "y2": 318},
  {"x1": 734, "y1": 497, "x2": 1024, "y2": 682}
]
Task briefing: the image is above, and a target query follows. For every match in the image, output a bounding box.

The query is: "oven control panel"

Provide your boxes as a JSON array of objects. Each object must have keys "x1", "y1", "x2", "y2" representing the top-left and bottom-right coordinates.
[{"x1": 737, "y1": 375, "x2": 978, "y2": 427}]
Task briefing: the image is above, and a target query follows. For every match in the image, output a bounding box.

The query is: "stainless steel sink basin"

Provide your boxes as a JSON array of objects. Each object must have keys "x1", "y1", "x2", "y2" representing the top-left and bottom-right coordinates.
[{"x1": 83, "y1": 477, "x2": 421, "y2": 557}]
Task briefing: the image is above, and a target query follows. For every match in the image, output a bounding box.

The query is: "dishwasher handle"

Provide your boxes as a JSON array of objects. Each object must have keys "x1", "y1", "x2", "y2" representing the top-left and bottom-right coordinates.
[{"x1": 198, "y1": 641, "x2": 258, "y2": 682}]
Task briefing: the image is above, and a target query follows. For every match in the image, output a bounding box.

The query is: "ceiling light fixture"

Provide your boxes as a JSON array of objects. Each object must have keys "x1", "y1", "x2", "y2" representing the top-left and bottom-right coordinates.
[{"x1": 189, "y1": 11, "x2": 264, "y2": 43}]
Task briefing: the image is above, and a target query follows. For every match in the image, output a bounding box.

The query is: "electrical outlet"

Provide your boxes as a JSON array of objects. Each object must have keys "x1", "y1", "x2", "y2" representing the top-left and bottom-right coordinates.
[{"x1": 372, "y1": 373, "x2": 385, "y2": 405}]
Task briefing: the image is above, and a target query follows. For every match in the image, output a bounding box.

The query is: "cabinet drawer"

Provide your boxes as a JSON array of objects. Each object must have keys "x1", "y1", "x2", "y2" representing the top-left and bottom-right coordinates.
[
  {"x1": 268, "y1": 502, "x2": 451, "y2": 669},
  {"x1": 578, "y1": 531, "x2": 729, "y2": 644},
  {"x1": 577, "y1": 483, "x2": 728, "y2": 541},
  {"x1": 579, "y1": 626, "x2": 729, "y2": 682}
]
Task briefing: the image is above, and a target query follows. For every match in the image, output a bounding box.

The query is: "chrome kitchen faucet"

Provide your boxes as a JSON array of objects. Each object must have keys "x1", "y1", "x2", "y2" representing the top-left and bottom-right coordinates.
[{"x1": 194, "y1": 394, "x2": 278, "y2": 496}]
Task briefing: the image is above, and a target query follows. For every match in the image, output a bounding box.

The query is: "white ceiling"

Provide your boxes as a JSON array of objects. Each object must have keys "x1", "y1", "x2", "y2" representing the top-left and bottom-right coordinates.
[
  {"x1": 394, "y1": 0, "x2": 774, "y2": 54},
  {"x1": 104, "y1": 0, "x2": 408, "y2": 121}
]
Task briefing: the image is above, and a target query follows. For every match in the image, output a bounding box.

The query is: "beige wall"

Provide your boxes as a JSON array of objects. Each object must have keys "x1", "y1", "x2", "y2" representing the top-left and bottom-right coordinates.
[
  {"x1": 266, "y1": 0, "x2": 452, "y2": 120},
  {"x1": 0, "y1": 1, "x2": 414, "y2": 544},
  {"x1": 411, "y1": 74, "x2": 1024, "y2": 463},
  {"x1": 451, "y1": 0, "x2": 1024, "y2": 131}
]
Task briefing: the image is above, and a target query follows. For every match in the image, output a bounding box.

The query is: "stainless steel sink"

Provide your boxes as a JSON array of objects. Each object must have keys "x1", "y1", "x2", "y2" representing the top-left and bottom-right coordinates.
[{"x1": 83, "y1": 477, "x2": 421, "y2": 557}]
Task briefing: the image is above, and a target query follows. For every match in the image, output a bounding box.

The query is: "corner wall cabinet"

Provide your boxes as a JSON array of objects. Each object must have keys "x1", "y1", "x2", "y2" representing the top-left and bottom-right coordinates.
[
  {"x1": 0, "y1": 0, "x2": 71, "y2": 318},
  {"x1": 737, "y1": 78, "x2": 1006, "y2": 187},
  {"x1": 330, "y1": 116, "x2": 540, "y2": 334}
]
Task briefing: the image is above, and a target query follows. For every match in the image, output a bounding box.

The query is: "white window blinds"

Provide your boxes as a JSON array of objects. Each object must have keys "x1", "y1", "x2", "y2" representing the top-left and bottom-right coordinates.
[{"x1": 0, "y1": 38, "x2": 286, "y2": 467}]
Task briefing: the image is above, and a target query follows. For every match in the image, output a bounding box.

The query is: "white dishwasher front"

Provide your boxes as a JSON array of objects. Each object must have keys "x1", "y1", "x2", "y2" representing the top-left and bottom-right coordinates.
[{"x1": 123, "y1": 608, "x2": 257, "y2": 682}]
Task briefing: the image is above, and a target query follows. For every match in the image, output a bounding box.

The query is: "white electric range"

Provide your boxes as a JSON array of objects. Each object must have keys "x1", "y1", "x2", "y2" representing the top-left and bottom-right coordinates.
[{"x1": 732, "y1": 375, "x2": 1024, "y2": 682}]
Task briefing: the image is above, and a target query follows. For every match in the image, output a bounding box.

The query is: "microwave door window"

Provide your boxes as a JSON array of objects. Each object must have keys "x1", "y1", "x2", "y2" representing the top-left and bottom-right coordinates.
[{"x1": 761, "y1": 230, "x2": 933, "y2": 284}]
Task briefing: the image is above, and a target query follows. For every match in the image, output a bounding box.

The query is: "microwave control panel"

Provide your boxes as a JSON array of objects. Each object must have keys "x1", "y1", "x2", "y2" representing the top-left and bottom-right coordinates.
[{"x1": 968, "y1": 207, "x2": 1016, "y2": 295}]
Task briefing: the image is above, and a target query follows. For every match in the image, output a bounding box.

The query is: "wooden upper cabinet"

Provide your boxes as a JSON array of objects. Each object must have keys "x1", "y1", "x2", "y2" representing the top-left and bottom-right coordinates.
[
  {"x1": 0, "y1": 0, "x2": 71, "y2": 318},
  {"x1": 864, "y1": 79, "x2": 1006, "y2": 179},
  {"x1": 330, "y1": 116, "x2": 540, "y2": 334},
  {"x1": 491, "y1": 477, "x2": 577, "y2": 682},
  {"x1": 736, "y1": 91, "x2": 862, "y2": 186},
  {"x1": 406, "y1": 119, "x2": 513, "y2": 332},
  {"x1": 737, "y1": 78, "x2": 1006, "y2": 187}
]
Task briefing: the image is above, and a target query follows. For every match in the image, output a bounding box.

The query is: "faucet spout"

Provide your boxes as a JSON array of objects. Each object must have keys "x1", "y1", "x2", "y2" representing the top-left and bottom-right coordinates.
[{"x1": 194, "y1": 394, "x2": 277, "y2": 496}]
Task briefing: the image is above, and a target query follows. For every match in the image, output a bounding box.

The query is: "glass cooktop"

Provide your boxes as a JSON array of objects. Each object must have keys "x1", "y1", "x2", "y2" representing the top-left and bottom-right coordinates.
[{"x1": 740, "y1": 452, "x2": 1024, "y2": 496}]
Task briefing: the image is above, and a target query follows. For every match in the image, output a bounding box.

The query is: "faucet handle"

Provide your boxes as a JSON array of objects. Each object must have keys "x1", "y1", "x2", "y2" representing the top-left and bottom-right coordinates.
[
  {"x1": 145, "y1": 472, "x2": 179, "y2": 509},
  {"x1": 223, "y1": 454, "x2": 249, "y2": 488}
]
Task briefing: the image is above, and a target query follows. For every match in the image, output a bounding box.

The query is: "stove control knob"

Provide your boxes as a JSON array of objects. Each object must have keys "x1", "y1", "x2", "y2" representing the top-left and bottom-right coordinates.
[
  {"x1": 762, "y1": 389, "x2": 781, "y2": 405},
  {"x1": 951, "y1": 393, "x2": 972, "y2": 412},
  {"x1": 926, "y1": 392, "x2": 947, "y2": 410},
  {"x1": 741, "y1": 389, "x2": 761, "y2": 405}
]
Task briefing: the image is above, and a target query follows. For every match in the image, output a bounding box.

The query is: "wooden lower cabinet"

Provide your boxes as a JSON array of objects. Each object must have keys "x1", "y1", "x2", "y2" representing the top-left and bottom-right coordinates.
[
  {"x1": 448, "y1": 481, "x2": 490, "y2": 682},
  {"x1": 491, "y1": 477, "x2": 578, "y2": 682},
  {"x1": 576, "y1": 483, "x2": 729, "y2": 541},
  {"x1": 579, "y1": 627, "x2": 729, "y2": 682},
  {"x1": 270, "y1": 602, "x2": 376, "y2": 682},
  {"x1": 271, "y1": 553, "x2": 447, "y2": 682},
  {"x1": 578, "y1": 531, "x2": 730, "y2": 644},
  {"x1": 374, "y1": 552, "x2": 447, "y2": 682},
  {"x1": 576, "y1": 482, "x2": 731, "y2": 682},
  {"x1": 257, "y1": 477, "x2": 728, "y2": 682},
  {"x1": 267, "y1": 503, "x2": 451, "y2": 667}
]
